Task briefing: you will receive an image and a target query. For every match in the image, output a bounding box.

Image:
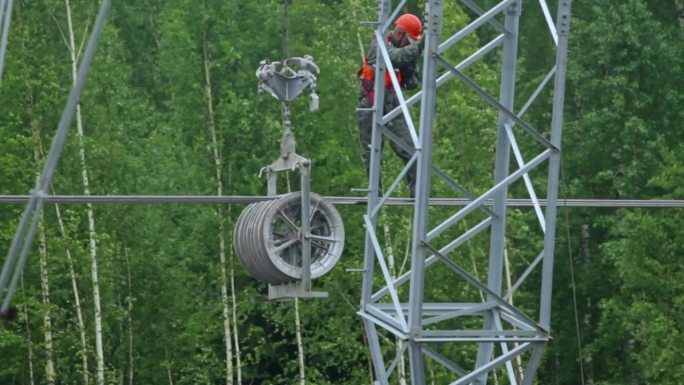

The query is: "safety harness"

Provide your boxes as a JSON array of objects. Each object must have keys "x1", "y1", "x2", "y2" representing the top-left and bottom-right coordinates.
[{"x1": 357, "y1": 57, "x2": 403, "y2": 107}]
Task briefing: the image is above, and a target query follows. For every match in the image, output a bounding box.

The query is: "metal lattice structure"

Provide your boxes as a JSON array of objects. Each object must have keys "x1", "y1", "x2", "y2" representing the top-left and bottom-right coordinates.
[
  {"x1": 0, "y1": 0, "x2": 15, "y2": 88},
  {"x1": 0, "y1": 1, "x2": 681, "y2": 384},
  {"x1": 0, "y1": 1, "x2": 583, "y2": 384},
  {"x1": 359, "y1": 1, "x2": 572, "y2": 384}
]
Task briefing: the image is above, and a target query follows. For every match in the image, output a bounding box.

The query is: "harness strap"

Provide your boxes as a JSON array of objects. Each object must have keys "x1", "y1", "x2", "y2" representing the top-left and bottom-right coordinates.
[{"x1": 357, "y1": 58, "x2": 403, "y2": 106}]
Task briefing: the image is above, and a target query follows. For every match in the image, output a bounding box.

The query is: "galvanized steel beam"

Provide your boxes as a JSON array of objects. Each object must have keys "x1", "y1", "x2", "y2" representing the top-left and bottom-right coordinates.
[{"x1": 359, "y1": 1, "x2": 574, "y2": 384}]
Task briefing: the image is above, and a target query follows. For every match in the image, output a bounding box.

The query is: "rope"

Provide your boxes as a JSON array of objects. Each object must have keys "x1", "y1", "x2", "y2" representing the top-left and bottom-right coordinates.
[
  {"x1": 560, "y1": 161, "x2": 586, "y2": 385},
  {"x1": 283, "y1": 0, "x2": 289, "y2": 58},
  {"x1": 280, "y1": 1, "x2": 293, "y2": 153}
]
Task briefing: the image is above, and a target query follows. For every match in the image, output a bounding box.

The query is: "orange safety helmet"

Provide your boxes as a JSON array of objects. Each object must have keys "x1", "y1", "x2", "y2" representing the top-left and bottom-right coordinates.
[{"x1": 394, "y1": 13, "x2": 422, "y2": 40}]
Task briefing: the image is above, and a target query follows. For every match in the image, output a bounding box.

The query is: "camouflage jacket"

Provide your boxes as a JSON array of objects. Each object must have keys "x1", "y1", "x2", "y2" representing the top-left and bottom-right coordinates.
[{"x1": 365, "y1": 37, "x2": 421, "y2": 90}]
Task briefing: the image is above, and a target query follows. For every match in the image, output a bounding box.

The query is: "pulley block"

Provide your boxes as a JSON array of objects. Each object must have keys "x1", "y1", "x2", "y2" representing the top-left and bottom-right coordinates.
[{"x1": 233, "y1": 192, "x2": 344, "y2": 284}]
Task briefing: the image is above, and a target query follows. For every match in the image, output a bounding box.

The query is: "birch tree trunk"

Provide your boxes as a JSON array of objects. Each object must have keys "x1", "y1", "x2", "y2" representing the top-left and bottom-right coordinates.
[
  {"x1": 202, "y1": 27, "x2": 234, "y2": 385},
  {"x1": 64, "y1": 1, "x2": 105, "y2": 383},
  {"x1": 29, "y1": 91, "x2": 56, "y2": 384},
  {"x1": 124, "y1": 246, "x2": 134, "y2": 385},
  {"x1": 581, "y1": 223, "x2": 593, "y2": 385},
  {"x1": 21, "y1": 277, "x2": 36, "y2": 385},
  {"x1": 37, "y1": 217, "x2": 56, "y2": 385},
  {"x1": 165, "y1": 346, "x2": 174, "y2": 385},
  {"x1": 24, "y1": 36, "x2": 89, "y2": 384},
  {"x1": 381, "y1": 211, "x2": 406, "y2": 384},
  {"x1": 294, "y1": 298, "x2": 305, "y2": 385},
  {"x1": 52, "y1": 198, "x2": 89, "y2": 385},
  {"x1": 228, "y1": 164, "x2": 242, "y2": 385},
  {"x1": 504, "y1": 248, "x2": 523, "y2": 384}
]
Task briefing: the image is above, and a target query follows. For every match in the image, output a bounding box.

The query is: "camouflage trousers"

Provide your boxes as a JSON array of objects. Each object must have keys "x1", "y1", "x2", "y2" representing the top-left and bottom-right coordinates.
[{"x1": 356, "y1": 91, "x2": 416, "y2": 196}]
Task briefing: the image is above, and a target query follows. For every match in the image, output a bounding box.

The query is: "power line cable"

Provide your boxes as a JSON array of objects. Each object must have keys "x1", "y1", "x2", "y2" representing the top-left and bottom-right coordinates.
[{"x1": 1, "y1": 195, "x2": 684, "y2": 207}]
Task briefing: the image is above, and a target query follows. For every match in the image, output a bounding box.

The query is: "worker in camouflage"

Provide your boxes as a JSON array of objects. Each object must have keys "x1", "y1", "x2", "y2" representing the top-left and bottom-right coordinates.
[{"x1": 356, "y1": 13, "x2": 422, "y2": 197}]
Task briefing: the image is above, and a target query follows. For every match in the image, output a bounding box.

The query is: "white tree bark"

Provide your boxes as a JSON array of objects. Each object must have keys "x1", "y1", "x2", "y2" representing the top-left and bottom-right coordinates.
[
  {"x1": 230, "y1": 262, "x2": 242, "y2": 385},
  {"x1": 22, "y1": 20, "x2": 89, "y2": 385},
  {"x1": 29, "y1": 91, "x2": 90, "y2": 385},
  {"x1": 381, "y1": 211, "x2": 406, "y2": 384},
  {"x1": 124, "y1": 246, "x2": 134, "y2": 385},
  {"x1": 64, "y1": 1, "x2": 105, "y2": 383},
  {"x1": 581, "y1": 223, "x2": 593, "y2": 385},
  {"x1": 21, "y1": 277, "x2": 36, "y2": 385},
  {"x1": 294, "y1": 298, "x2": 306, "y2": 385},
  {"x1": 202, "y1": 28, "x2": 234, "y2": 385},
  {"x1": 38, "y1": 219, "x2": 56, "y2": 385},
  {"x1": 165, "y1": 346, "x2": 174, "y2": 385},
  {"x1": 52, "y1": 198, "x2": 89, "y2": 385},
  {"x1": 504, "y1": 248, "x2": 523, "y2": 384},
  {"x1": 30, "y1": 99, "x2": 56, "y2": 385},
  {"x1": 228, "y1": 165, "x2": 243, "y2": 385}
]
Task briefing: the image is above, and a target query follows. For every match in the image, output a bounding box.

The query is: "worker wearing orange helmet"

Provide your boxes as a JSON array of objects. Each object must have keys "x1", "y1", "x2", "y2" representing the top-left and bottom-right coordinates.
[{"x1": 357, "y1": 13, "x2": 423, "y2": 197}]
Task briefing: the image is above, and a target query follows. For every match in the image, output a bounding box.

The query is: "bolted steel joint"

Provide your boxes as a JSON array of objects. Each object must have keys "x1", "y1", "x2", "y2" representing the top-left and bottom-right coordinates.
[
  {"x1": 425, "y1": 0, "x2": 444, "y2": 35},
  {"x1": 506, "y1": 1, "x2": 522, "y2": 16},
  {"x1": 557, "y1": 1, "x2": 573, "y2": 36}
]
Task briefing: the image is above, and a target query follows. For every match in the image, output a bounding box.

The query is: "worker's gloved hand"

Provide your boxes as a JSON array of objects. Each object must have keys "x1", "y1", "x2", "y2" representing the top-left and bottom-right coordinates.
[
  {"x1": 390, "y1": 29, "x2": 410, "y2": 48},
  {"x1": 405, "y1": 33, "x2": 423, "y2": 53}
]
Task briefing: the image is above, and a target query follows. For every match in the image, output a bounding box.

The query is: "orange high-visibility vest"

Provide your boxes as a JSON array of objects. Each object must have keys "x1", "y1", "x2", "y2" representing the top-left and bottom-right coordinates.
[
  {"x1": 357, "y1": 59, "x2": 403, "y2": 88},
  {"x1": 357, "y1": 58, "x2": 403, "y2": 106}
]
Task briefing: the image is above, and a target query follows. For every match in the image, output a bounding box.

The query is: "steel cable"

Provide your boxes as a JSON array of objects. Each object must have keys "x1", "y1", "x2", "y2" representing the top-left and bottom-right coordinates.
[{"x1": 1, "y1": 195, "x2": 683, "y2": 207}]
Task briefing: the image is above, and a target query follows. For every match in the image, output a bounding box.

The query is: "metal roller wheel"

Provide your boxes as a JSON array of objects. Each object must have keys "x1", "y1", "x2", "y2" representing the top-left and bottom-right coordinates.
[{"x1": 233, "y1": 192, "x2": 345, "y2": 284}]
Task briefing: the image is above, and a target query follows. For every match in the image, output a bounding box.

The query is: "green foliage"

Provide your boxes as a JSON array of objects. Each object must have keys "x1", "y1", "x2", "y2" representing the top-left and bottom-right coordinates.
[{"x1": 0, "y1": 1, "x2": 682, "y2": 384}]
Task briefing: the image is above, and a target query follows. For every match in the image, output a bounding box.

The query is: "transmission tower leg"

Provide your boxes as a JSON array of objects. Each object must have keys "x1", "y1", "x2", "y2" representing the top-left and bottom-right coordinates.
[
  {"x1": 358, "y1": 1, "x2": 572, "y2": 384},
  {"x1": 407, "y1": 2, "x2": 443, "y2": 384},
  {"x1": 475, "y1": 3, "x2": 521, "y2": 384},
  {"x1": 363, "y1": 319, "x2": 389, "y2": 385},
  {"x1": 0, "y1": 0, "x2": 15, "y2": 88},
  {"x1": 541, "y1": 0, "x2": 573, "y2": 330},
  {"x1": 360, "y1": 1, "x2": 391, "y2": 381}
]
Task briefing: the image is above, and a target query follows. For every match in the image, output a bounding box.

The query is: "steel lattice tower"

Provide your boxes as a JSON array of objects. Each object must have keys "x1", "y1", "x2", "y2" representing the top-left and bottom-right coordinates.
[
  {"x1": 359, "y1": 1, "x2": 572, "y2": 384},
  {"x1": 1, "y1": 0, "x2": 573, "y2": 383}
]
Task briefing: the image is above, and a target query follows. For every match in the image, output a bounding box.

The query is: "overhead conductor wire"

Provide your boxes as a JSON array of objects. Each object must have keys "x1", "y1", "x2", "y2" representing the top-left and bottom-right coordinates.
[{"x1": 0, "y1": 195, "x2": 683, "y2": 207}]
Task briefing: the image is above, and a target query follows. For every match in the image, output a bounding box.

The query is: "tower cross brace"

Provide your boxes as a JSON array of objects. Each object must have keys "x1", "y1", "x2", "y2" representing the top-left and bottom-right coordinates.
[{"x1": 359, "y1": 1, "x2": 572, "y2": 384}]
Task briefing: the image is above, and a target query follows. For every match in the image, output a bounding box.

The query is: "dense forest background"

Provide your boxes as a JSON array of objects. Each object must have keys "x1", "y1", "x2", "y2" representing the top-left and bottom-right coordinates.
[{"x1": 1, "y1": 0, "x2": 683, "y2": 384}]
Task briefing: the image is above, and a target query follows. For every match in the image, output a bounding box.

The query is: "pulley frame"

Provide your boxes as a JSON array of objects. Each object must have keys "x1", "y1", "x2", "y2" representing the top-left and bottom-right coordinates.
[
  {"x1": 255, "y1": 55, "x2": 333, "y2": 300},
  {"x1": 233, "y1": 192, "x2": 345, "y2": 291},
  {"x1": 262, "y1": 156, "x2": 326, "y2": 300}
]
